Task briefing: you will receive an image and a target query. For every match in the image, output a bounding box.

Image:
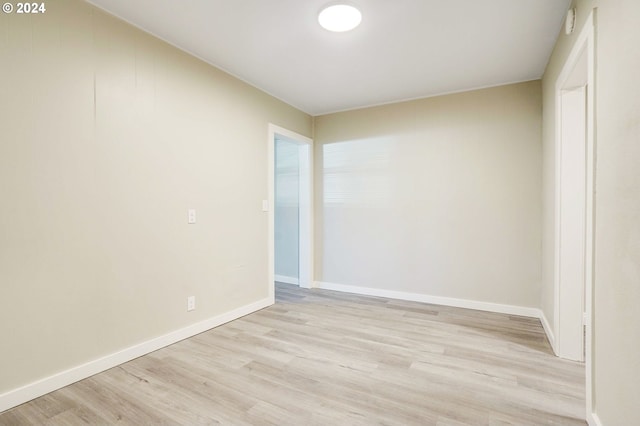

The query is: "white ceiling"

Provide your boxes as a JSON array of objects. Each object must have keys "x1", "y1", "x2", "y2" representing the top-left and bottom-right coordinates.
[{"x1": 86, "y1": 0, "x2": 571, "y2": 116}]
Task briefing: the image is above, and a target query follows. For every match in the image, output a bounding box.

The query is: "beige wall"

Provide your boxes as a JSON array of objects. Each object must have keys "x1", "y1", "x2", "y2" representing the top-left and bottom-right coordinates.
[
  {"x1": 314, "y1": 81, "x2": 542, "y2": 308},
  {"x1": 0, "y1": 0, "x2": 311, "y2": 394},
  {"x1": 591, "y1": 1, "x2": 640, "y2": 424},
  {"x1": 542, "y1": 1, "x2": 640, "y2": 423}
]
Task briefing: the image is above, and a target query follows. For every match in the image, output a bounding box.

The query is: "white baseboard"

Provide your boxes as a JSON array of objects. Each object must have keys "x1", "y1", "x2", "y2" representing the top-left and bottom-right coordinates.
[
  {"x1": 588, "y1": 412, "x2": 603, "y2": 426},
  {"x1": 314, "y1": 281, "x2": 542, "y2": 318},
  {"x1": 274, "y1": 275, "x2": 299, "y2": 285},
  {"x1": 0, "y1": 297, "x2": 272, "y2": 413},
  {"x1": 538, "y1": 310, "x2": 557, "y2": 354}
]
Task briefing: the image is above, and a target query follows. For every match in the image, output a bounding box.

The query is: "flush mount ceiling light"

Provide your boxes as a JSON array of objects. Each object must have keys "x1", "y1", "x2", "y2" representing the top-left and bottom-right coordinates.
[{"x1": 318, "y1": 4, "x2": 362, "y2": 32}]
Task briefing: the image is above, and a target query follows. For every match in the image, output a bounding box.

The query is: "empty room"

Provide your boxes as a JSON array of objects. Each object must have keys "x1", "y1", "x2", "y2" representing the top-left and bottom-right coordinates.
[{"x1": 0, "y1": 0, "x2": 638, "y2": 425}]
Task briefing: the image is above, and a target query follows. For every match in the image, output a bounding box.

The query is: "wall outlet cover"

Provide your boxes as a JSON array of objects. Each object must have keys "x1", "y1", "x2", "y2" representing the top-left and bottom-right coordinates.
[{"x1": 187, "y1": 296, "x2": 195, "y2": 311}]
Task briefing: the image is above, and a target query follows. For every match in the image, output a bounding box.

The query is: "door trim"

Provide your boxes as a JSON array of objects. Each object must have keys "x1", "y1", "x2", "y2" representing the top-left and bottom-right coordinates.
[
  {"x1": 553, "y1": 9, "x2": 595, "y2": 421},
  {"x1": 268, "y1": 124, "x2": 314, "y2": 300}
]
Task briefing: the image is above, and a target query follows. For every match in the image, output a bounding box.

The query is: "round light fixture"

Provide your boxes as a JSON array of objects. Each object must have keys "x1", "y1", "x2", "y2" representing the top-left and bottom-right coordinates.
[{"x1": 318, "y1": 4, "x2": 362, "y2": 32}]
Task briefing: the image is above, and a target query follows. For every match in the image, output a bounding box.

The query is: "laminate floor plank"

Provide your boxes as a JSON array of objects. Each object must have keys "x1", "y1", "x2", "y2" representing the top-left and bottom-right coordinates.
[{"x1": 0, "y1": 283, "x2": 585, "y2": 425}]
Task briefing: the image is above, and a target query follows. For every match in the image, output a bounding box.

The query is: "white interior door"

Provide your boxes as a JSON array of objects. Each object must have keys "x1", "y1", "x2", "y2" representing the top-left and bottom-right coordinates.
[
  {"x1": 268, "y1": 124, "x2": 314, "y2": 298},
  {"x1": 297, "y1": 143, "x2": 312, "y2": 288},
  {"x1": 274, "y1": 138, "x2": 301, "y2": 285},
  {"x1": 558, "y1": 86, "x2": 587, "y2": 362}
]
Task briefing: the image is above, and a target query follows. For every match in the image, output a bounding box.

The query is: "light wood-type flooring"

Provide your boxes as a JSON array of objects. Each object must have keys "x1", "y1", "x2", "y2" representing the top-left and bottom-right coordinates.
[{"x1": 0, "y1": 283, "x2": 586, "y2": 425}]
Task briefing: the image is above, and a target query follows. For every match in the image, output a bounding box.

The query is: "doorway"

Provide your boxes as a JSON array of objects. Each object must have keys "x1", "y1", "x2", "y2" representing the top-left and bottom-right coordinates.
[
  {"x1": 553, "y1": 9, "x2": 595, "y2": 419},
  {"x1": 268, "y1": 124, "x2": 313, "y2": 299}
]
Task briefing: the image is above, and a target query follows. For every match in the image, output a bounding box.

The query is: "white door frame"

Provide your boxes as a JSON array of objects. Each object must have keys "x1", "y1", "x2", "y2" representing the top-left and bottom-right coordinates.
[
  {"x1": 558, "y1": 85, "x2": 587, "y2": 361},
  {"x1": 268, "y1": 124, "x2": 314, "y2": 300},
  {"x1": 553, "y1": 10, "x2": 595, "y2": 420}
]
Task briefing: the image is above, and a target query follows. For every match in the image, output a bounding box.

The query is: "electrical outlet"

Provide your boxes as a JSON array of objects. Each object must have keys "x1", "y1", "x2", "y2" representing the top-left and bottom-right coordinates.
[
  {"x1": 187, "y1": 296, "x2": 195, "y2": 311},
  {"x1": 188, "y1": 209, "x2": 196, "y2": 224}
]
